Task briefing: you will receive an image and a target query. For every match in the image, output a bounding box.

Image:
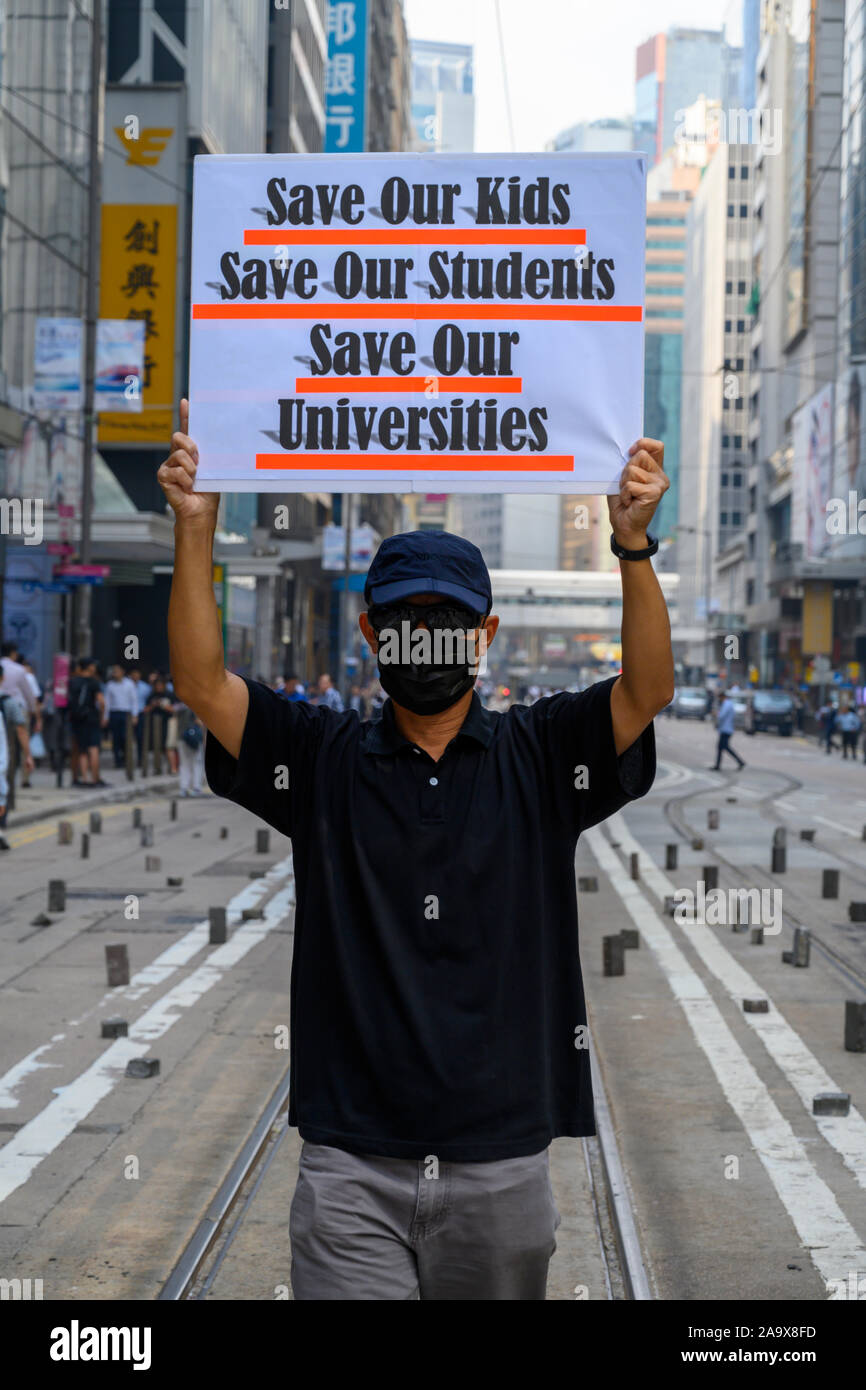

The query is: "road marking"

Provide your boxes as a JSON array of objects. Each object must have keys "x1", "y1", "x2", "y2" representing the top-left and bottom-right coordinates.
[
  {"x1": 605, "y1": 813, "x2": 866, "y2": 1194},
  {"x1": 0, "y1": 855, "x2": 294, "y2": 1106},
  {"x1": 814, "y1": 815, "x2": 859, "y2": 838},
  {"x1": 586, "y1": 828, "x2": 866, "y2": 1296},
  {"x1": 0, "y1": 877, "x2": 294, "y2": 1207}
]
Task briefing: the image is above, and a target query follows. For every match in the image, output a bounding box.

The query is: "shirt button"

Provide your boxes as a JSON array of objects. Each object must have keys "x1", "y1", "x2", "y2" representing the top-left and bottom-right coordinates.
[{"x1": 429, "y1": 777, "x2": 438, "y2": 786}]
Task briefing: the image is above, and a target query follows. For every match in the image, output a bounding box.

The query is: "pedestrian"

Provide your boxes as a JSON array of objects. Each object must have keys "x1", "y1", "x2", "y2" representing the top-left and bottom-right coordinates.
[
  {"x1": 67, "y1": 658, "x2": 109, "y2": 787},
  {"x1": 0, "y1": 665, "x2": 10, "y2": 851},
  {"x1": 127, "y1": 667, "x2": 151, "y2": 764},
  {"x1": 175, "y1": 701, "x2": 205, "y2": 796},
  {"x1": 821, "y1": 702, "x2": 838, "y2": 754},
  {"x1": 1, "y1": 640, "x2": 40, "y2": 782},
  {"x1": 159, "y1": 402, "x2": 672, "y2": 1302},
  {"x1": 278, "y1": 673, "x2": 306, "y2": 702},
  {"x1": 103, "y1": 664, "x2": 137, "y2": 768},
  {"x1": 838, "y1": 705, "x2": 861, "y2": 759},
  {"x1": 143, "y1": 677, "x2": 173, "y2": 771},
  {"x1": 711, "y1": 691, "x2": 745, "y2": 770},
  {"x1": 314, "y1": 672, "x2": 344, "y2": 711}
]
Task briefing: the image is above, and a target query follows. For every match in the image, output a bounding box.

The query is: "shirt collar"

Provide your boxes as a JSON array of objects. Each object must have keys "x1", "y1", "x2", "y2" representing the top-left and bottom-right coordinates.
[{"x1": 363, "y1": 689, "x2": 494, "y2": 756}]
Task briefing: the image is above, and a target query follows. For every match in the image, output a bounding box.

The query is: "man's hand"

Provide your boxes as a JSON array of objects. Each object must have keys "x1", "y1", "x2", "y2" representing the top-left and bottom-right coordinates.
[
  {"x1": 608, "y1": 437, "x2": 669, "y2": 548},
  {"x1": 158, "y1": 398, "x2": 220, "y2": 529}
]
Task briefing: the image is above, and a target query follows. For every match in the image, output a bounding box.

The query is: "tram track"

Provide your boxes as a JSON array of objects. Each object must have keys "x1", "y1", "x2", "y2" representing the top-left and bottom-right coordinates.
[{"x1": 661, "y1": 766, "x2": 866, "y2": 993}]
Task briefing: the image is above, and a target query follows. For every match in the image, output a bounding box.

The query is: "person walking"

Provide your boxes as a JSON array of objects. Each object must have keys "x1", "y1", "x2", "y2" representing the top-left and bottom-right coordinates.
[
  {"x1": 314, "y1": 673, "x2": 344, "y2": 712},
  {"x1": 711, "y1": 691, "x2": 745, "y2": 770},
  {"x1": 67, "y1": 659, "x2": 108, "y2": 787},
  {"x1": 0, "y1": 665, "x2": 11, "y2": 851},
  {"x1": 175, "y1": 701, "x2": 205, "y2": 796},
  {"x1": 128, "y1": 668, "x2": 151, "y2": 764},
  {"x1": 838, "y1": 705, "x2": 861, "y2": 760},
  {"x1": 159, "y1": 400, "x2": 672, "y2": 1302},
  {"x1": 103, "y1": 665, "x2": 137, "y2": 768}
]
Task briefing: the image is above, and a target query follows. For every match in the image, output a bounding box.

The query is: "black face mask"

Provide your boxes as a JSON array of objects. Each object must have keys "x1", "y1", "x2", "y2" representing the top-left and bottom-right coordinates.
[{"x1": 377, "y1": 658, "x2": 478, "y2": 715}]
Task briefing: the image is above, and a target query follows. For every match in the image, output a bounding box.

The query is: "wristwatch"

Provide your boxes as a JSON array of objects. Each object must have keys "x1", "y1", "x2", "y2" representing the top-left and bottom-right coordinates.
[{"x1": 610, "y1": 531, "x2": 659, "y2": 561}]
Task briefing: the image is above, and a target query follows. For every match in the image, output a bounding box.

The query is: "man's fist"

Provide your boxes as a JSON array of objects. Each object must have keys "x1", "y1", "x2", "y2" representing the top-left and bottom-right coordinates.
[
  {"x1": 607, "y1": 437, "x2": 669, "y2": 549},
  {"x1": 157, "y1": 398, "x2": 220, "y2": 527}
]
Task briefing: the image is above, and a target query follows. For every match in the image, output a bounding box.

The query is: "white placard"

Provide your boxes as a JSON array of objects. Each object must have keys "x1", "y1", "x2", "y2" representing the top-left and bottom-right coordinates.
[{"x1": 188, "y1": 152, "x2": 646, "y2": 494}]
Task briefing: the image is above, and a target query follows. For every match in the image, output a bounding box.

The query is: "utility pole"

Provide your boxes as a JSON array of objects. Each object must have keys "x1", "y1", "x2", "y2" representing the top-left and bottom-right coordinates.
[
  {"x1": 338, "y1": 494, "x2": 353, "y2": 700},
  {"x1": 77, "y1": 0, "x2": 105, "y2": 657}
]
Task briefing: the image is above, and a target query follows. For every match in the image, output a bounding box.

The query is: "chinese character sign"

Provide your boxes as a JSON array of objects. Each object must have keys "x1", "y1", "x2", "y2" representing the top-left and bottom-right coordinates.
[
  {"x1": 325, "y1": 0, "x2": 368, "y2": 152},
  {"x1": 98, "y1": 87, "x2": 186, "y2": 444},
  {"x1": 188, "y1": 152, "x2": 647, "y2": 495}
]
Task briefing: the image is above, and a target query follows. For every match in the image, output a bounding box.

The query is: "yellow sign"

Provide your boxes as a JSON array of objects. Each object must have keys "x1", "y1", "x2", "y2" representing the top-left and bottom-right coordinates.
[{"x1": 98, "y1": 203, "x2": 177, "y2": 444}]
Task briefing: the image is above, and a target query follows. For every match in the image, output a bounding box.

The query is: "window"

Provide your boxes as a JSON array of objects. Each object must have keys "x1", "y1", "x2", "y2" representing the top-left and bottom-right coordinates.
[
  {"x1": 740, "y1": 204, "x2": 748, "y2": 217},
  {"x1": 722, "y1": 433, "x2": 730, "y2": 447},
  {"x1": 647, "y1": 262, "x2": 685, "y2": 272},
  {"x1": 721, "y1": 472, "x2": 729, "y2": 486},
  {"x1": 729, "y1": 165, "x2": 736, "y2": 178},
  {"x1": 741, "y1": 165, "x2": 748, "y2": 179},
  {"x1": 738, "y1": 282, "x2": 746, "y2": 295},
  {"x1": 746, "y1": 579, "x2": 755, "y2": 603},
  {"x1": 723, "y1": 398, "x2": 730, "y2": 409},
  {"x1": 733, "y1": 473, "x2": 743, "y2": 487},
  {"x1": 727, "y1": 204, "x2": 735, "y2": 217},
  {"x1": 735, "y1": 435, "x2": 743, "y2": 448},
  {"x1": 732, "y1": 511, "x2": 742, "y2": 525},
  {"x1": 646, "y1": 239, "x2": 685, "y2": 250},
  {"x1": 720, "y1": 512, "x2": 728, "y2": 525},
  {"x1": 737, "y1": 319, "x2": 745, "y2": 332},
  {"x1": 726, "y1": 280, "x2": 733, "y2": 293},
  {"x1": 737, "y1": 358, "x2": 744, "y2": 371},
  {"x1": 646, "y1": 285, "x2": 683, "y2": 295},
  {"x1": 725, "y1": 319, "x2": 732, "y2": 332},
  {"x1": 646, "y1": 216, "x2": 684, "y2": 226},
  {"x1": 646, "y1": 309, "x2": 681, "y2": 319}
]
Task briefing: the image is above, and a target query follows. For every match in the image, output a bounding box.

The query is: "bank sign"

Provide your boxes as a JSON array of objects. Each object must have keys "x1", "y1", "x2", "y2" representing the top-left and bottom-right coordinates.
[{"x1": 188, "y1": 151, "x2": 646, "y2": 494}]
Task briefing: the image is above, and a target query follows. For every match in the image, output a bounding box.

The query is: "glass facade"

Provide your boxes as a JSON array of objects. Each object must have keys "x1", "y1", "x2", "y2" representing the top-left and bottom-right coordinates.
[
  {"x1": 840, "y1": 0, "x2": 866, "y2": 364},
  {"x1": 644, "y1": 333, "x2": 682, "y2": 541}
]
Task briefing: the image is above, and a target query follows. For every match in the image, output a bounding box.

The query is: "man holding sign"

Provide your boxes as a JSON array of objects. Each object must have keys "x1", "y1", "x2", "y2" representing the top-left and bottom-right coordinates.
[{"x1": 159, "y1": 398, "x2": 672, "y2": 1300}]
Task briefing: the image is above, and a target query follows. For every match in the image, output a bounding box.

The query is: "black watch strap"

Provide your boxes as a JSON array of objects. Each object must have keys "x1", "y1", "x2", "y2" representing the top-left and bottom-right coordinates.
[{"x1": 610, "y1": 531, "x2": 659, "y2": 561}]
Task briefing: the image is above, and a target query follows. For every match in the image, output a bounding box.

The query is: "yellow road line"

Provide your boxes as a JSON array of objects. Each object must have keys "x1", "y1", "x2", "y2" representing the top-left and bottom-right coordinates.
[{"x1": 8, "y1": 798, "x2": 157, "y2": 848}]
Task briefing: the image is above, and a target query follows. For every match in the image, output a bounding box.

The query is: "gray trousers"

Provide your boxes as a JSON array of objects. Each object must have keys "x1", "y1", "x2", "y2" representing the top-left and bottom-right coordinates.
[{"x1": 290, "y1": 1141, "x2": 560, "y2": 1301}]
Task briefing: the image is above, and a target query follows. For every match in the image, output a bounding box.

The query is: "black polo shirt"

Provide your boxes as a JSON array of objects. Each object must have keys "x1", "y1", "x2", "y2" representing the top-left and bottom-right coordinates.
[{"x1": 205, "y1": 676, "x2": 655, "y2": 1161}]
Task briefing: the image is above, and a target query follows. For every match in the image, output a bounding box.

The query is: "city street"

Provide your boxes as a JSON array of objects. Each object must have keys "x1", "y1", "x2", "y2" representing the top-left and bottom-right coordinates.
[{"x1": 0, "y1": 720, "x2": 863, "y2": 1301}]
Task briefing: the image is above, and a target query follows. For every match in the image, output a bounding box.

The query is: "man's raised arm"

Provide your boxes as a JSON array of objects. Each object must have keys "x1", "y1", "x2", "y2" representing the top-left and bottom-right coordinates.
[
  {"x1": 608, "y1": 437, "x2": 675, "y2": 756},
  {"x1": 159, "y1": 397, "x2": 248, "y2": 759}
]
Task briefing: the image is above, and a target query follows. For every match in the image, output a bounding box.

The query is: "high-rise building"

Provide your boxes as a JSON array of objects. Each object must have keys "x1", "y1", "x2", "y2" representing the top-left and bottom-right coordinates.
[
  {"x1": 410, "y1": 38, "x2": 474, "y2": 152},
  {"x1": 678, "y1": 145, "x2": 754, "y2": 682},
  {"x1": 546, "y1": 118, "x2": 633, "y2": 154},
  {"x1": 634, "y1": 27, "x2": 725, "y2": 169},
  {"x1": 741, "y1": 0, "x2": 846, "y2": 689}
]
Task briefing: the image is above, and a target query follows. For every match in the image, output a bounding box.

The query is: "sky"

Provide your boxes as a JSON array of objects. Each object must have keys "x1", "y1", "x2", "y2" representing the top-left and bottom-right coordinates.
[{"x1": 403, "y1": 0, "x2": 731, "y2": 152}]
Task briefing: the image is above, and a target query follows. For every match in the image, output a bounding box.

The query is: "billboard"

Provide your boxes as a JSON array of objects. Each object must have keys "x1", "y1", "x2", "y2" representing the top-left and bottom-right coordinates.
[
  {"x1": 98, "y1": 86, "x2": 185, "y2": 445},
  {"x1": 325, "y1": 0, "x2": 369, "y2": 153},
  {"x1": 188, "y1": 151, "x2": 647, "y2": 495}
]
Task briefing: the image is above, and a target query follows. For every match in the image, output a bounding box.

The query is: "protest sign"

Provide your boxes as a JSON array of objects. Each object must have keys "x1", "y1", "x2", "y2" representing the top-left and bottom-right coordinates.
[{"x1": 188, "y1": 152, "x2": 646, "y2": 494}]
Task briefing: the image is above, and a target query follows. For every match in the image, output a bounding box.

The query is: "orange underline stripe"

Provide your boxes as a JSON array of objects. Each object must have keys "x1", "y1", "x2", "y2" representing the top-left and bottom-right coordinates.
[
  {"x1": 255, "y1": 453, "x2": 574, "y2": 471},
  {"x1": 294, "y1": 376, "x2": 522, "y2": 393},
  {"x1": 244, "y1": 228, "x2": 587, "y2": 244},
  {"x1": 193, "y1": 303, "x2": 642, "y2": 321}
]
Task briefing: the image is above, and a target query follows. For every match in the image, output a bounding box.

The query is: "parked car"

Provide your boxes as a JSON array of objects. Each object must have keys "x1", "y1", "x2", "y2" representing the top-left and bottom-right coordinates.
[
  {"x1": 731, "y1": 694, "x2": 749, "y2": 730},
  {"x1": 741, "y1": 689, "x2": 795, "y2": 736},
  {"x1": 672, "y1": 687, "x2": 708, "y2": 720}
]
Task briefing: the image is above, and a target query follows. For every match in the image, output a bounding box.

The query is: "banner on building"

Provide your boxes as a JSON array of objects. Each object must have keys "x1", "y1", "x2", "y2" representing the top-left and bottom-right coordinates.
[
  {"x1": 95, "y1": 319, "x2": 145, "y2": 412},
  {"x1": 188, "y1": 152, "x2": 647, "y2": 494},
  {"x1": 33, "y1": 319, "x2": 83, "y2": 412},
  {"x1": 322, "y1": 521, "x2": 379, "y2": 569},
  {"x1": 791, "y1": 382, "x2": 834, "y2": 560},
  {"x1": 325, "y1": 0, "x2": 369, "y2": 152},
  {"x1": 98, "y1": 86, "x2": 186, "y2": 445}
]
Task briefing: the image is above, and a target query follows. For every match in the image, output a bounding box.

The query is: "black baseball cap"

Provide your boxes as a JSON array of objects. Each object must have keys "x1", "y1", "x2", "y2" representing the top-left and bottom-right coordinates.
[{"x1": 364, "y1": 530, "x2": 492, "y2": 614}]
